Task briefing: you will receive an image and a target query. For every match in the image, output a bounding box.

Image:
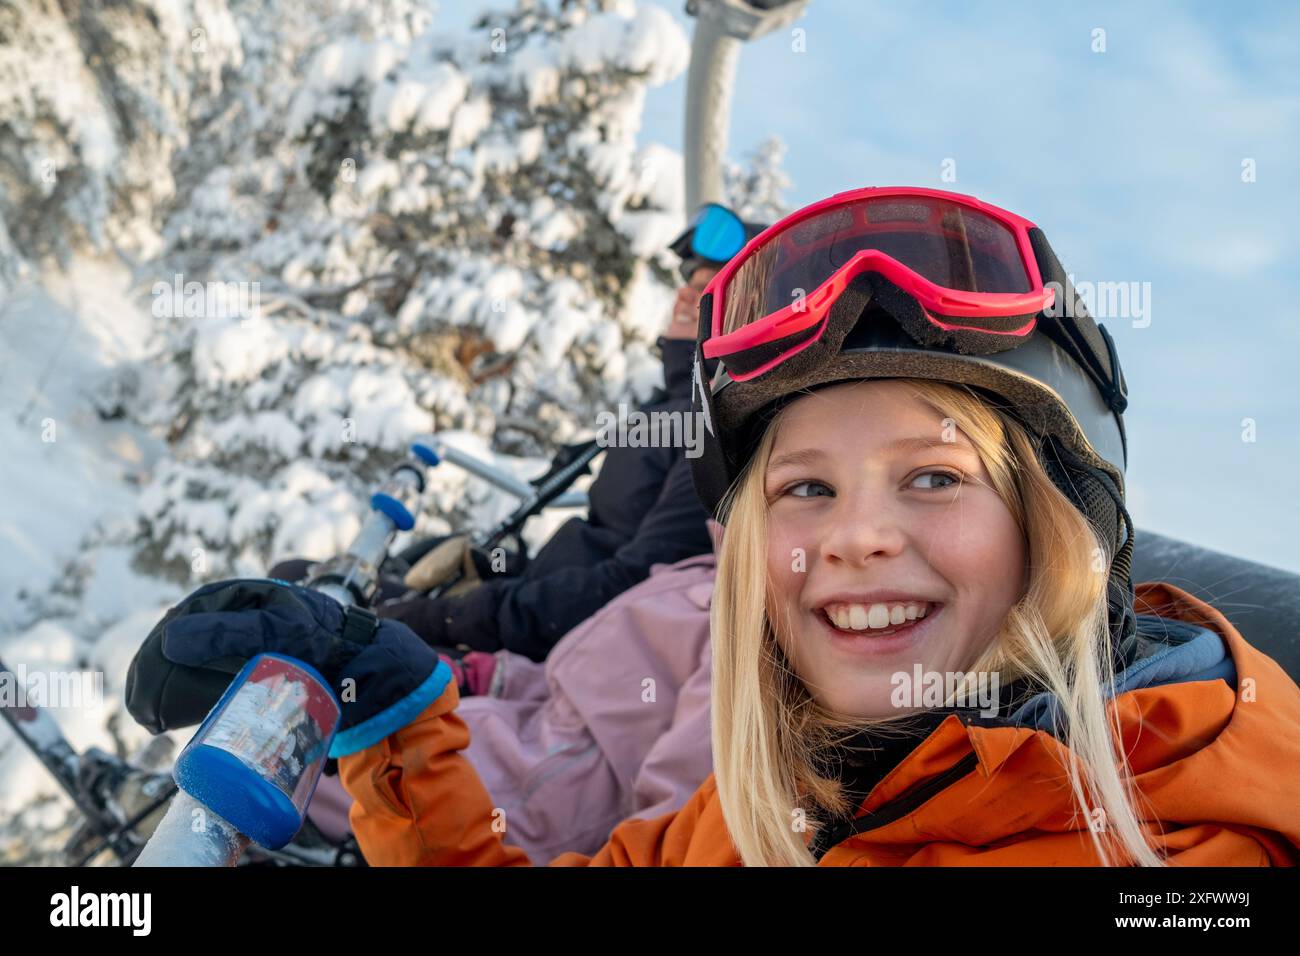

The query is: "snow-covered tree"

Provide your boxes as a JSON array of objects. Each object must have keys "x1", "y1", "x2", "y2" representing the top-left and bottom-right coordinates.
[
  {"x1": 0, "y1": 0, "x2": 244, "y2": 276},
  {"x1": 122, "y1": 0, "x2": 701, "y2": 581},
  {"x1": 724, "y1": 135, "x2": 792, "y2": 225},
  {"x1": 0, "y1": 0, "x2": 436, "y2": 288}
]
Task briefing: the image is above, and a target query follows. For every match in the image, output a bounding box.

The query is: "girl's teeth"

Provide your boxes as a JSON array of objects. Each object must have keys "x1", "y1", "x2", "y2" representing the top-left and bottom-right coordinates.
[{"x1": 824, "y1": 602, "x2": 931, "y2": 632}]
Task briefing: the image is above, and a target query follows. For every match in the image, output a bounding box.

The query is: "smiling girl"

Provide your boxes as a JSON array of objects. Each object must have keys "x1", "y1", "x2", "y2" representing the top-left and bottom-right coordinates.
[{"x1": 713, "y1": 375, "x2": 1162, "y2": 865}]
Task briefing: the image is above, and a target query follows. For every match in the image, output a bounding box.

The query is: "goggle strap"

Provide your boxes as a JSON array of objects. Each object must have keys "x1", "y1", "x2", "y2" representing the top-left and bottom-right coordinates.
[
  {"x1": 1038, "y1": 317, "x2": 1127, "y2": 417},
  {"x1": 697, "y1": 291, "x2": 714, "y2": 345},
  {"x1": 1099, "y1": 324, "x2": 1129, "y2": 413},
  {"x1": 1028, "y1": 227, "x2": 1127, "y2": 415}
]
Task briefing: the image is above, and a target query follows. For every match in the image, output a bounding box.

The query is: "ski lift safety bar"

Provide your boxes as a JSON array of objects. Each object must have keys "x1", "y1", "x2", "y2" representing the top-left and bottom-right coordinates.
[
  {"x1": 430, "y1": 439, "x2": 590, "y2": 510},
  {"x1": 304, "y1": 438, "x2": 442, "y2": 606},
  {"x1": 134, "y1": 438, "x2": 445, "y2": 867}
]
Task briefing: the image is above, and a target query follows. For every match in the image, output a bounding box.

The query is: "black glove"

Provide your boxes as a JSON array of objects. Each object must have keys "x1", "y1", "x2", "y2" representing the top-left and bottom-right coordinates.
[
  {"x1": 125, "y1": 579, "x2": 453, "y2": 758},
  {"x1": 375, "y1": 595, "x2": 455, "y2": 647}
]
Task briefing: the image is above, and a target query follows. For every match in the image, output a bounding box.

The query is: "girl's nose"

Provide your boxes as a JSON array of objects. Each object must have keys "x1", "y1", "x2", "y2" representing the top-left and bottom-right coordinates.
[{"x1": 816, "y1": 496, "x2": 908, "y2": 568}]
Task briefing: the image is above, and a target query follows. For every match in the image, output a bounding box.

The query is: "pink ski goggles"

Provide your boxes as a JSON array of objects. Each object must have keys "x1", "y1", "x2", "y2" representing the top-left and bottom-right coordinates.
[{"x1": 700, "y1": 187, "x2": 1056, "y2": 381}]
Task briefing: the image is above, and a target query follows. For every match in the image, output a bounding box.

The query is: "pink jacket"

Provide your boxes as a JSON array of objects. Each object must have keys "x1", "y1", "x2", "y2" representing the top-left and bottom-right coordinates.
[{"x1": 455, "y1": 550, "x2": 715, "y2": 862}]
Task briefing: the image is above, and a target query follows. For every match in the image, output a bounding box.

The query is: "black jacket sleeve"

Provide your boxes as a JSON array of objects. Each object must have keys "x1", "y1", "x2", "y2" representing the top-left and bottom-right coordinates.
[{"x1": 437, "y1": 454, "x2": 711, "y2": 661}]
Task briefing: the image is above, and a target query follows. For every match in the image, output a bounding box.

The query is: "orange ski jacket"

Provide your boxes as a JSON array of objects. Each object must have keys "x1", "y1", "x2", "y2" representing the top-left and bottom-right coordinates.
[{"x1": 338, "y1": 582, "x2": 1300, "y2": 866}]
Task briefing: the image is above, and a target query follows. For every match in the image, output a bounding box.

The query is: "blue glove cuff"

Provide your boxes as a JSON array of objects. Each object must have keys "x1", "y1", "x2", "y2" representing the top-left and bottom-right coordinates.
[{"x1": 327, "y1": 659, "x2": 454, "y2": 758}]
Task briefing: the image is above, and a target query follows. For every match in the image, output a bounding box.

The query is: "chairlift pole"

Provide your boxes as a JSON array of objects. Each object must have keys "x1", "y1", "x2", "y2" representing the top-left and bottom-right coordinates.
[{"x1": 683, "y1": 0, "x2": 811, "y2": 211}]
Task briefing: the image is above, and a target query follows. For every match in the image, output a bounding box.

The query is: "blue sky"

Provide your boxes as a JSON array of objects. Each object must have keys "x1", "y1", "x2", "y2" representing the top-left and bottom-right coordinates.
[{"x1": 441, "y1": 1, "x2": 1300, "y2": 573}]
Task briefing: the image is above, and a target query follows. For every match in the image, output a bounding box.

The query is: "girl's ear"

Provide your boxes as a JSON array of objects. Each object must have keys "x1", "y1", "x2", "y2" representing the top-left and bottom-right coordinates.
[{"x1": 707, "y1": 518, "x2": 725, "y2": 555}]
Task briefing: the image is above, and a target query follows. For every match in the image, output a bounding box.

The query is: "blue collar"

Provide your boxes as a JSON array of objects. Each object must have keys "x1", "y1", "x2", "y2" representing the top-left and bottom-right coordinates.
[{"x1": 1006, "y1": 614, "x2": 1237, "y2": 734}]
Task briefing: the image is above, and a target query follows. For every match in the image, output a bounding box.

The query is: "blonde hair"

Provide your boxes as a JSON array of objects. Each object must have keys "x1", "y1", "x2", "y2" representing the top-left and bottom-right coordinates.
[{"x1": 710, "y1": 378, "x2": 1163, "y2": 867}]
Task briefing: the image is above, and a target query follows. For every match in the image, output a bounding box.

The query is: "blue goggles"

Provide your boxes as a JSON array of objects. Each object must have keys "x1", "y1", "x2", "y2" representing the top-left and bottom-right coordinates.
[{"x1": 673, "y1": 203, "x2": 749, "y2": 263}]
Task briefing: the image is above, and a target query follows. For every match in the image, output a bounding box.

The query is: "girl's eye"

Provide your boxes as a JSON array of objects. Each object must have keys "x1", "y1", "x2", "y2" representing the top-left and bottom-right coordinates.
[
  {"x1": 910, "y1": 470, "x2": 962, "y2": 491},
  {"x1": 785, "y1": 480, "x2": 833, "y2": 498}
]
